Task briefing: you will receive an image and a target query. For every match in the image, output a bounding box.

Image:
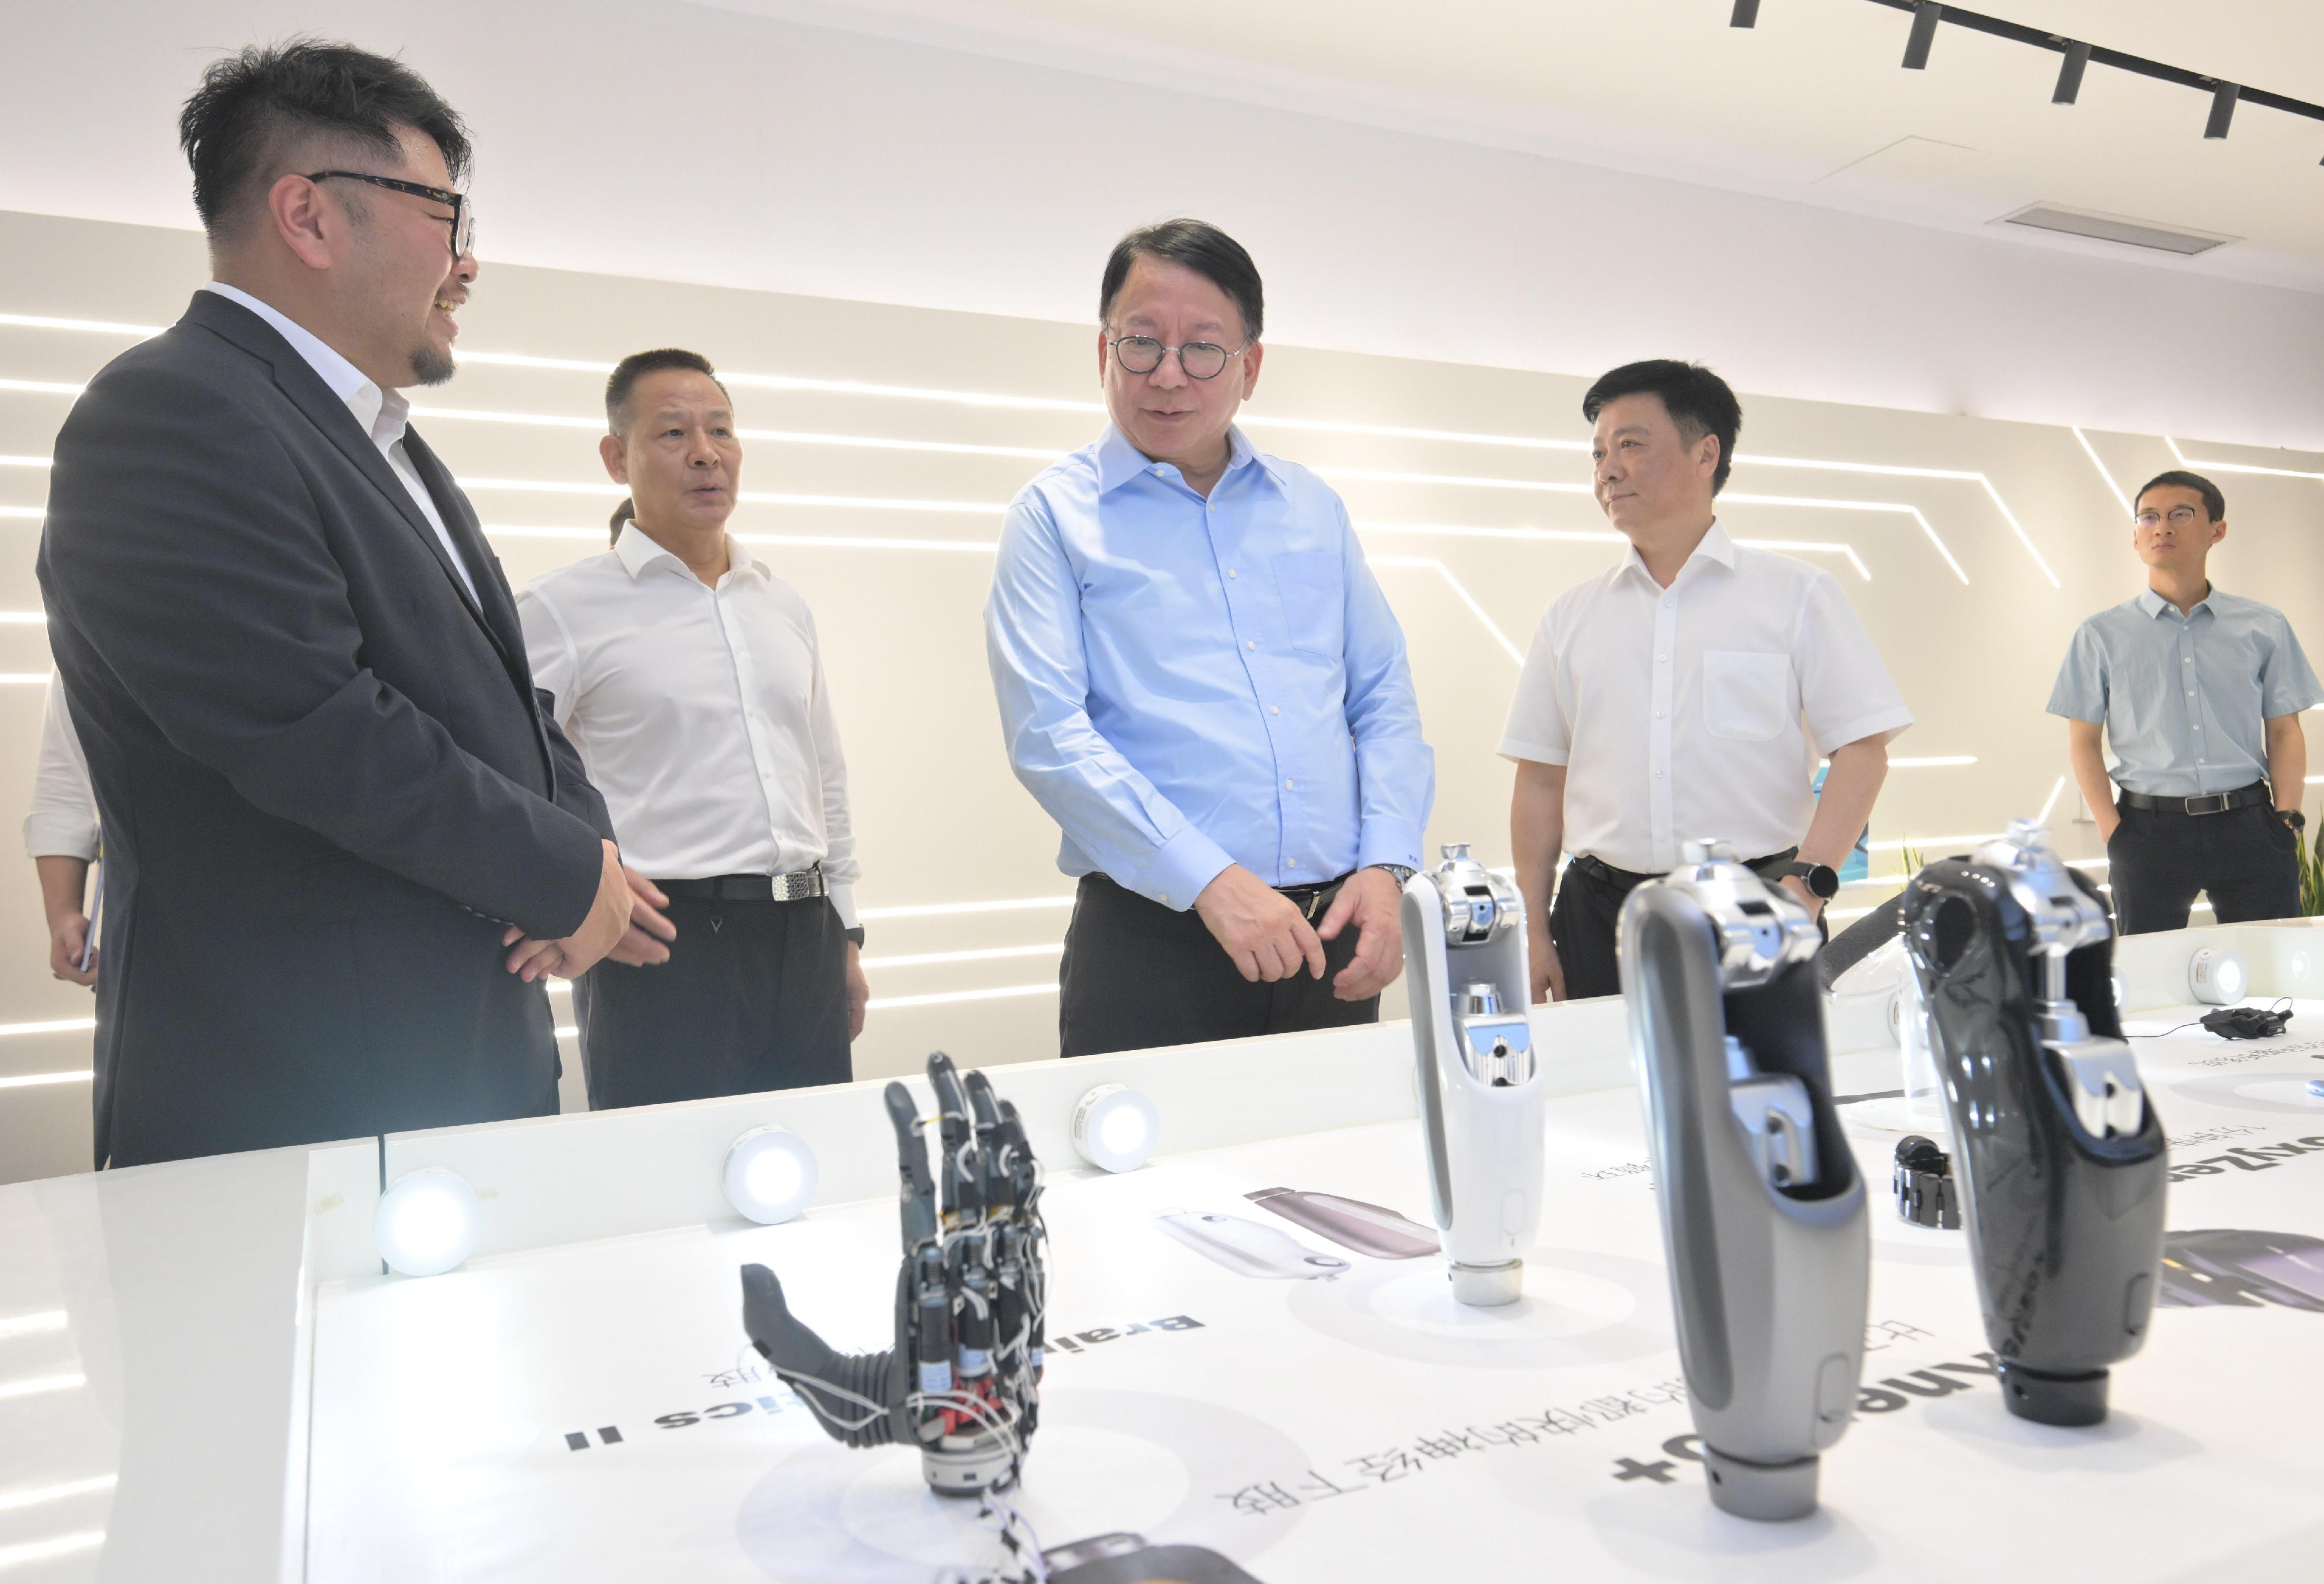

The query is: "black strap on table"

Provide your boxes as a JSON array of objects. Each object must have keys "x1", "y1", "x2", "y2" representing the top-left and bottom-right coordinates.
[{"x1": 2118, "y1": 781, "x2": 2272, "y2": 817}]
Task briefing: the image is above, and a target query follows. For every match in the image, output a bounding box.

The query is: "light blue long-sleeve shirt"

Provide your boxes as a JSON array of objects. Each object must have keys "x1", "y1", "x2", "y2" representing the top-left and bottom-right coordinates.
[{"x1": 985, "y1": 425, "x2": 1433, "y2": 910}]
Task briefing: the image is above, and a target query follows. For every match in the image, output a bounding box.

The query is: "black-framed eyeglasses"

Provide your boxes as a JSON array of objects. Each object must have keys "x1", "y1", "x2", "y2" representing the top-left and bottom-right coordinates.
[
  {"x1": 1109, "y1": 334, "x2": 1247, "y2": 381},
  {"x1": 306, "y1": 171, "x2": 475, "y2": 260}
]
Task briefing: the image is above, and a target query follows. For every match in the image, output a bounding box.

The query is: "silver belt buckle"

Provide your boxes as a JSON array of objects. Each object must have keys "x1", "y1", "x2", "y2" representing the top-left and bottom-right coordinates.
[
  {"x1": 772, "y1": 867, "x2": 824, "y2": 902},
  {"x1": 2186, "y1": 793, "x2": 2230, "y2": 816}
]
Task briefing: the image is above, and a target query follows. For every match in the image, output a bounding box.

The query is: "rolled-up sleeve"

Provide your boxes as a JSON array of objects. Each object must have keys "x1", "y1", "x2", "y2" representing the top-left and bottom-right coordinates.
[
  {"x1": 24, "y1": 670, "x2": 99, "y2": 860},
  {"x1": 984, "y1": 490, "x2": 1232, "y2": 909},
  {"x1": 1795, "y1": 570, "x2": 1913, "y2": 753},
  {"x1": 1336, "y1": 501, "x2": 1432, "y2": 870},
  {"x1": 2046, "y1": 620, "x2": 2108, "y2": 724},
  {"x1": 2260, "y1": 615, "x2": 2324, "y2": 718}
]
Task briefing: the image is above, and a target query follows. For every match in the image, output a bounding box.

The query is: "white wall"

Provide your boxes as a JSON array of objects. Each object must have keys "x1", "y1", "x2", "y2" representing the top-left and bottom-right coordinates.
[{"x1": 1, "y1": 0, "x2": 2322, "y2": 447}]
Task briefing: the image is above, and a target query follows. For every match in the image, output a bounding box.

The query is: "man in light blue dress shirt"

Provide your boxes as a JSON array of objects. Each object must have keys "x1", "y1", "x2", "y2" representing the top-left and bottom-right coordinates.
[
  {"x1": 985, "y1": 220, "x2": 1434, "y2": 1057},
  {"x1": 2048, "y1": 469, "x2": 2322, "y2": 934}
]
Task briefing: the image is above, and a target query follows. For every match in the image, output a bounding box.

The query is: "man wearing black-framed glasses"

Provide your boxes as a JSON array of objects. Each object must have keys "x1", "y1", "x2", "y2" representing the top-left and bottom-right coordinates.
[
  {"x1": 985, "y1": 219, "x2": 1433, "y2": 1058},
  {"x1": 2049, "y1": 469, "x2": 2322, "y2": 933},
  {"x1": 35, "y1": 42, "x2": 629, "y2": 1167}
]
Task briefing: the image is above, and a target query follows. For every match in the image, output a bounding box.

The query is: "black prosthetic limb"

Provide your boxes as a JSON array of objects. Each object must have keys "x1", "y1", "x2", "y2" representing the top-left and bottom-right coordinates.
[
  {"x1": 1903, "y1": 820, "x2": 2168, "y2": 1426},
  {"x1": 739, "y1": 1051, "x2": 1048, "y2": 1495}
]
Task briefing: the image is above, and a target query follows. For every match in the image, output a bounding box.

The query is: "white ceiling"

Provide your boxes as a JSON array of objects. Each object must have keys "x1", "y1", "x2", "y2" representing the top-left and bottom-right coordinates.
[{"x1": 733, "y1": 0, "x2": 2324, "y2": 292}]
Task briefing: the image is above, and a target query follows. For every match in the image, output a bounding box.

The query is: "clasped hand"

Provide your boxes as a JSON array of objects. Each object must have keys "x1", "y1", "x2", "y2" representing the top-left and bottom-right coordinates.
[
  {"x1": 1192, "y1": 864, "x2": 1404, "y2": 1002},
  {"x1": 501, "y1": 841, "x2": 671, "y2": 982}
]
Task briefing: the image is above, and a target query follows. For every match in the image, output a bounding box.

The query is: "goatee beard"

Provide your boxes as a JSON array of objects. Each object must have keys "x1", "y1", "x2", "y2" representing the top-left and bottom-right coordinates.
[{"x1": 410, "y1": 343, "x2": 456, "y2": 386}]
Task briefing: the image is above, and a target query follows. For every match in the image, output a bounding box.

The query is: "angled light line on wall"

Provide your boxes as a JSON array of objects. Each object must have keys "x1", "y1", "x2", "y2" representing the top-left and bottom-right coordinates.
[
  {"x1": 2071, "y1": 428, "x2": 2134, "y2": 515},
  {"x1": 1368, "y1": 555, "x2": 1526, "y2": 663},
  {"x1": 0, "y1": 675, "x2": 49, "y2": 685},
  {"x1": 858, "y1": 896, "x2": 1075, "y2": 921},
  {"x1": 411, "y1": 404, "x2": 1061, "y2": 459},
  {"x1": 0, "y1": 1474, "x2": 116, "y2": 1515},
  {"x1": 0, "y1": 455, "x2": 47, "y2": 468},
  {"x1": 2038, "y1": 774, "x2": 2068, "y2": 824},
  {"x1": 861, "y1": 943, "x2": 1064, "y2": 970},
  {"x1": 0, "y1": 1529, "x2": 107, "y2": 1571},
  {"x1": 868, "y1": 982, "x2": 1060, "y2": 1010},
  {"x1": 0, "y1": 507, "x2": 41, "y2": 520},
  {"x1": 1361, "y1": 517, "x2": 1877, "y2": 577},
  {"x1": 2164, "y1": 434, "x2": 2324, "y2": 482},
  {"x1": 0, "y1": 612, "x2": 45, "y2": 624},
  {"x1": 0, "y1": 1310, "x2": 66, "y2": 1340},
  {"x1": 0, "y1": 378, "x2": 83, "y2": 397},
  {"x1": 0, "y1": 1071, "x2": 95, "y2": 1089},
  {"x1": 0, "y1": 311, "x2": 161, "y2": 337},
  {"x1": 0, "y1": 1018, "x2": 97, "y2": 1038},
  {"x1": 1736, "y1": 452, "x2": 2056, "y2": 586},
  {"x1": 458, "y1": 477, "x2": 1006, "y2": 514},
  {"x1": 1314, "y1": 464, "x2": 1591, "y2": 495},
  {"x1": 1242, "y1": 413, "x2": 1587, "y2": 451},
  {"x1": 1721, "y1": 492, "x2": 1968, "y2": 584},
  {"x1": 0, "y1": 1372, "x2": 84, "y2": 1402}
]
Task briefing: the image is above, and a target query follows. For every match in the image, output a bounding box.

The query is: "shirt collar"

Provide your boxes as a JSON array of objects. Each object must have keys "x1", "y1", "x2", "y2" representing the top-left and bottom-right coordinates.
[
  {"x1": 614, "y1": 520, "x2": 757, "y2": 584},
  {"x1": 202, "y1": 281, "x2": 399, "y2": 444},
  {"x1": 1616, "y1": 519, "x2": 1736, "y2": 586},
  {"x1": 1094, "y1": 423, "x2": 1275, "y2": 495},
  {"x1": 2137, "y1": 586, "x2": 2212, "y2": 620}
]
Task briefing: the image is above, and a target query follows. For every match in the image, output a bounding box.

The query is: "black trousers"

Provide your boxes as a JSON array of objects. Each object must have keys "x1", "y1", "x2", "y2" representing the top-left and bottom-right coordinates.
[
  {"x1": 1058, "y1": 872, "x2": 1378, "y2": 1058},
  {"x1": 573, "y1": 893, "x2": 851, "y2": 1109},
  {"x1": 2108, "y1": 800, "x2": 2301, "y2": 935},
  {"x1": 1550, "y1": 851, "x2": 1820, "y2": 1001}
]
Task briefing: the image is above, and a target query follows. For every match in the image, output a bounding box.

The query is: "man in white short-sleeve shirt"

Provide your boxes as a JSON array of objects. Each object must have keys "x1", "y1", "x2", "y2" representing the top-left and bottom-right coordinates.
[{"x1": 1500, "y1": 360, "x2": 1913, "y2": 1001}]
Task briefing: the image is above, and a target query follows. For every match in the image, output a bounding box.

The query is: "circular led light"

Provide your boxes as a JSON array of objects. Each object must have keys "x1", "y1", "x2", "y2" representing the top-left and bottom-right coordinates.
[
  {"x1": 723, "y1": 1126, "x2": 819, "y2": 1225},
  {"x1": 375, "y1": 1167, "x2": 482, "y2": 1278},
  {"x1": 2110, "y1": 973, "x2": 2128, "y2": 1014},
  {"x1": 1073, "y1": 1084, "x2": 1160, "y2": 1173},
  {"x1": 2190, "y1": 947, "x2": 2247, "y2": 1006}
]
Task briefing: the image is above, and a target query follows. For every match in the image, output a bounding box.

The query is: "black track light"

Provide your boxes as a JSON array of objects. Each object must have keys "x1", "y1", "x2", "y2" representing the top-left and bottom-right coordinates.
[
  {"x1": 1730, "y1": 0, "x2": 1761, "y2": 26},
  {"x1": 2052, "y1": 41, "x2": 2091, "y2": 105},
  {"x1": 2205, "y1": 82, "x2": 2240, "y2": 139},
  {"x1": 1902, "y1": 3, "x2": 1942, "y2": 71}
]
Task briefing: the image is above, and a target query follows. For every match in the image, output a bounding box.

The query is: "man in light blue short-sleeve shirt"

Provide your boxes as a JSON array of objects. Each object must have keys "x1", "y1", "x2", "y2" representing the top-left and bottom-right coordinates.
[
  {"x1": 2047, "y1": 469, "x2": 2322, "y2": 933},
  {"x1": 985, "y1": 220, "x2": 1433, "y2": 1058}
]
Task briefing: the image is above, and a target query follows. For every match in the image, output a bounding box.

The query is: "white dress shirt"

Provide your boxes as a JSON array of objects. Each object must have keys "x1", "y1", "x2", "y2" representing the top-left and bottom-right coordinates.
[
  {"x1": 200, "y1": 281, "x2": 478, "y2": 604},
  {"x1": 1498, "y1": 522, "x2": 1912, "y2": 875},
  {"x1": 23, "y1": 669, "x2": 98, "y2": 861},
  {"x1": 518, "y1": 525, "x2": 860, "y2": 927}
]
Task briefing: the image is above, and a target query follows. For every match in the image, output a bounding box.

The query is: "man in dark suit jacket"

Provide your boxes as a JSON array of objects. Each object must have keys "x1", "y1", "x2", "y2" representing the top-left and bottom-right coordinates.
[{"x1": 38, "y1": 42, "x2": 639, "y2": 1167}]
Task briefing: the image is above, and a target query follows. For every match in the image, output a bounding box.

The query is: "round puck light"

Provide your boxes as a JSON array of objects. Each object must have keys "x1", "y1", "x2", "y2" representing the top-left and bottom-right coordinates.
[{"x1": 1073, "y1": 1084, "x2": 1160, "y2": 1173}]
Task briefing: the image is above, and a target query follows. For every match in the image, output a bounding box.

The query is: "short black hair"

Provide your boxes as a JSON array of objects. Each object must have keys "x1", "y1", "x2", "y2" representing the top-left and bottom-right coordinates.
[
  {"x1": 178, "y1": 39, "x2": 471, "y2": 242},
  {"x1": 1581, "y1": 360, "x2": 1744, "y2": 495},
  {"x1": 2135, "y1": 469, "x2": 2226, "y2": 523},
  {"x1": 1100, "y1": 219, "x2": 1264, "y2": 343},
  {"x1": 605, "y1": 348, "x2": 730, "y2": 438}
]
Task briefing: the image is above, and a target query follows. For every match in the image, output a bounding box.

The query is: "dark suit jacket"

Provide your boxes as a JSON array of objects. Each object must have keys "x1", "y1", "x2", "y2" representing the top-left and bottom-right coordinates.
[{"x1": 38, "y1": 290, "x2": 616, "y2": 1167}]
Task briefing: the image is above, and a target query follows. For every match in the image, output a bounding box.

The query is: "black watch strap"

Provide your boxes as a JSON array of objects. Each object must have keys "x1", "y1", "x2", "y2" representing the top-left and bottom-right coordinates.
[
  {"x1": 845, "y1": 925, "x2": 866, "y2": 947},
  {"x1": 1893, "y1": 1136, "x2": 1961, "y2": 1230},
  {"x1": 1784, "y1": 860, "x2": 1841, "y2": 899},
  {"x1": 2281, "y1": 809, "x2": 2307, "y2": 831}
]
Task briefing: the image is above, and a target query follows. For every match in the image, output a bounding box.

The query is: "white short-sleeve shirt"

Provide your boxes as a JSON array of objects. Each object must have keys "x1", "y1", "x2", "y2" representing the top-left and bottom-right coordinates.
[{"x1": 1498, "y1": 523, "x2": 1912, "y2": 875}]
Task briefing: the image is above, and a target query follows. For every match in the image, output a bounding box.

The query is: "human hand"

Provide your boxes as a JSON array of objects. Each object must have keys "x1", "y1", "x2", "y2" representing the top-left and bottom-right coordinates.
[
  {"x1": 502, "y1": 841, "x2": 634, "y2": 982},
  {"x1": 1317, "y1": 867, "x2": 1404, "y2": 1001},
  {"x1": 48, "y1": 911, "x2": 95, "y2": 987},
  {"x1": 846, "y1": 941, "x2": 870, "y2": 1041},
  {"x1": 1778, "y1": 874, "x2": 1826, "y2": 922},
  {"x1": 1193, "y1": 865, "x2": 1326, "y2": 983},
  {"x1": 605, "y1": 867, "x2": 676, "y2": 966},
  {"x1": 1528, "y1": 923, "x2": 1565, "y2": 1004}
]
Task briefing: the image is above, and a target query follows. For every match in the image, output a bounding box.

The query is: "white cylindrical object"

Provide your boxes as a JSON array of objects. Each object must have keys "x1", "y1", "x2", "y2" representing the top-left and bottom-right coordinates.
[
  {"x1": 2189, "y1": 947, "x2": 2246, "y2": 1006},
  {"x1": 375, "y1": 1167, "x2": 483, "y2": 1278},
  {"x1": 723, "y1": 1126, "x2": 820, "y2": 1225},
  {"x1": 1073, "y1": 1084, "x2": 1160, "y2": 1173}
]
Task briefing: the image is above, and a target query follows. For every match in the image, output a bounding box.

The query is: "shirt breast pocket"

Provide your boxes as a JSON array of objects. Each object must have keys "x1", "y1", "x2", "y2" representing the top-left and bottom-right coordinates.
[
  {"x1": 1702, "y1": 649, "x2": 1795, "y2": 742},
  {"x1": 1271, "y1": 551, "x2": 1345, "y2": 658}
]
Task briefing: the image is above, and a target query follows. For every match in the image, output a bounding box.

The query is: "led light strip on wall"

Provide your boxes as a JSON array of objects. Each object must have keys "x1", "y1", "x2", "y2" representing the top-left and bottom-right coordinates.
[{"x1": 2166, "y1": 434, "x2": 2324, "y2": 483}]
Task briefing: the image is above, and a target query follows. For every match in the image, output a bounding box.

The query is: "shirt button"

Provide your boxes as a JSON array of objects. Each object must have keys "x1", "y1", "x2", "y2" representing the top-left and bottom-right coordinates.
[
  {"x1": 1247, "y1": 640, "x2": 1257, "y2": 651},
  {"x1": 1286, "y1": 857, "x2": 1299, "y2": 867},
  {"x1": 1658, "y1": 655, "x2": 1668, "y2": 664},
  {"x1": 1228, "y1": 569, "x2": 1238, "y2": 579},
  {"x1": 1270, "y1": 705, "x2": 1280, "y2": 715},
  {"x1": 1285, "y1": 779, "x2": 1296, "y2": 791},
  {"x1": 1160, "y1": 893, "x2": 1169, "y2": 905}
]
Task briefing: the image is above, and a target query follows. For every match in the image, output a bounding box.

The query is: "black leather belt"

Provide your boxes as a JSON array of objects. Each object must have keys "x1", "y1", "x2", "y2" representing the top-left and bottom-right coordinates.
[
  {"x1": 1276, "y1": 871, "x2": 1356, "y2": 920},
  {"x1": 1570, "y1": 847, "x2": 1799, "y2": 891},
  {"x1": 654, "y1": 868, "x2": 827, "y2": 903},
  {"x1": 2118, "y1": 781, "x2": 2271, "y2": 817}
]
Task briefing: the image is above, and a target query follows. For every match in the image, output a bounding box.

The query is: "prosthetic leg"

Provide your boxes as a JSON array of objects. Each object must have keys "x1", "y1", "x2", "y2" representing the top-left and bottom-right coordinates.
[
  {"x1": 1619, "y1": 841, "x2": 1869, "y2": 1521},
  {"x1": 1401, "y1": 844, "x2": 1546, "y2": 1306},
  {"x1": 1902, "y1": 819, "x2": 2167, "y2": 1427},
  {"x1": 740, "y1": 1051, "x2": 1047, "y2": 1494}
]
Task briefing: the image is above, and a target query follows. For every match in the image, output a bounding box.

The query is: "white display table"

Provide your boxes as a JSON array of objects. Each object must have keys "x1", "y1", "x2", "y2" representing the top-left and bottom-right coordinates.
[{"x1": 6, "y1": 920, "x2": 2324, "y2": 1581}]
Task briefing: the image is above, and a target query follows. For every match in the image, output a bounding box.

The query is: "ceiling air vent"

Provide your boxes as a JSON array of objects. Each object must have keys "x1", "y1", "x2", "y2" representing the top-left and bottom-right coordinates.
[{"x1": 1994, "y1": 203, "x2": 2238, "y2": 256}]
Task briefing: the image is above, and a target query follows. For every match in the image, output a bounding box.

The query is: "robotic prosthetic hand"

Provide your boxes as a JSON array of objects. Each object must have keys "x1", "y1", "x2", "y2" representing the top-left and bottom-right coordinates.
[
  {"x1": 1401, "y1": 844, "x2": 1545, "y2": 1306},
  {"x1": 740, "y1": 1051, "x2": 1048, "y2": 1495},
  {"x1": 1619, "y1": 841, "x2": 1870, "y2": 1522},
  {"x1": 1901, "y1": 819, "x2": 2167, "y2": 1427}
]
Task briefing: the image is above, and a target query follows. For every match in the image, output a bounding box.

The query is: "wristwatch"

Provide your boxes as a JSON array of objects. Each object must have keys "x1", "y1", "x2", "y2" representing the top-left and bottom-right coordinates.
[
  {"x1": 2280, "y1": 809, "x2": 2307, "y2": 832},
  {"x1": 1371, "y1": 864, "x2": 1418, "y2": 886},
  {"x1": 1783, "y1": 860, "x2": 1841, "y2": 900}
]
